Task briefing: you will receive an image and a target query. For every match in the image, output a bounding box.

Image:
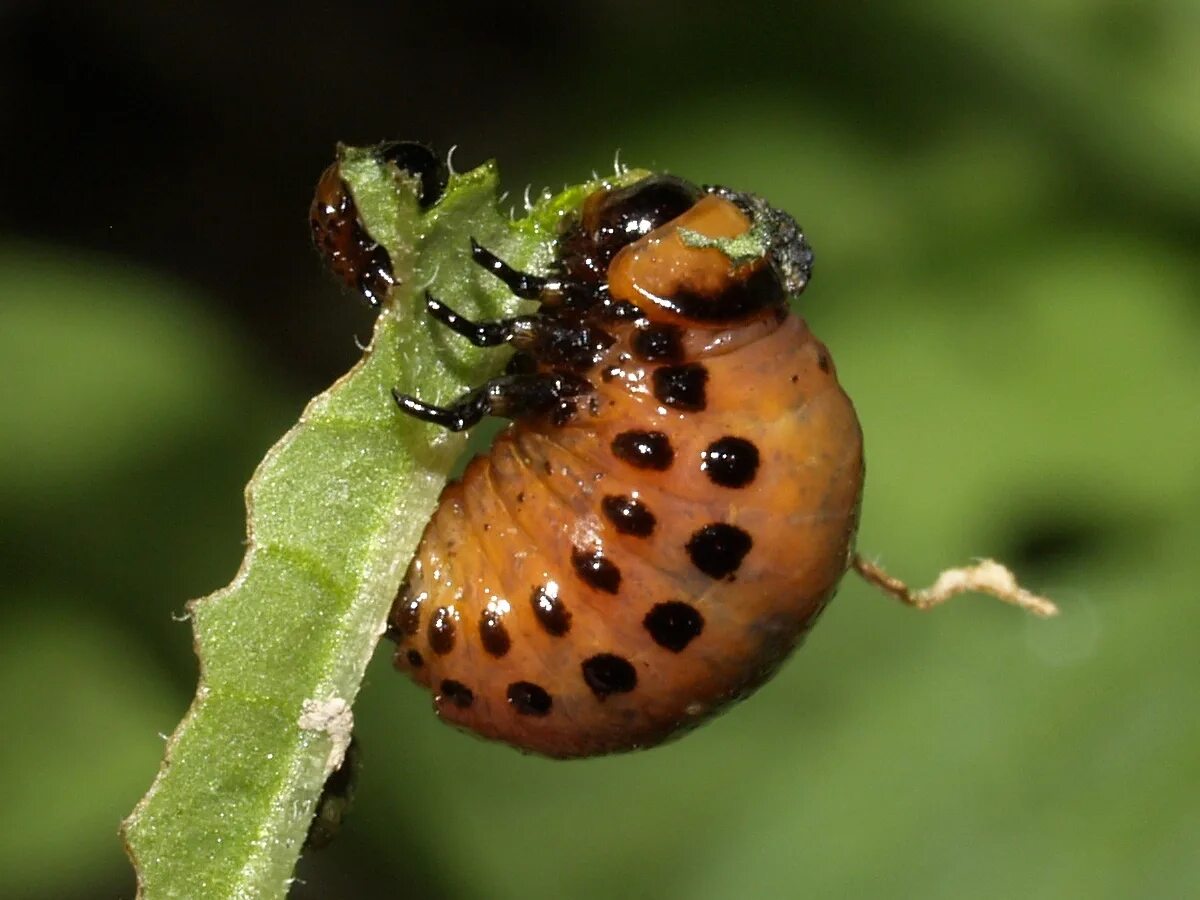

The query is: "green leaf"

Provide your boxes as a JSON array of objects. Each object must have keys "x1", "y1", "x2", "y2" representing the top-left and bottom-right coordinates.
[{"x1": 121, "y1": 148, "x2": 646, "y2": 899}]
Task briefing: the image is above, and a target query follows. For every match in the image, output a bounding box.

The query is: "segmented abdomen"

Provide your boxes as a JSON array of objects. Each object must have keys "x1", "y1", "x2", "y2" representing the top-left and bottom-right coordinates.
[{"x1": 388, "y1": 312, "x2": 863, "y2": 758}]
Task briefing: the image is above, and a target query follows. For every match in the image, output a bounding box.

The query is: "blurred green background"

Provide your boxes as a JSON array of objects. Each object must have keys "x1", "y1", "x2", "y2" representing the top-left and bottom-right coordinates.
[{"x1": 2, "y1": 2, "x2": 1197, "y2": 898}]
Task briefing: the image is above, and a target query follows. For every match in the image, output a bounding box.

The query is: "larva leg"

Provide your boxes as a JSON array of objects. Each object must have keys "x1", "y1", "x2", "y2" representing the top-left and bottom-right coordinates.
[
  {"x1": 470, "y1": 239, "x2": 591, "y2": 308},
  {"x1": 393, "y1": 371, "x2": 592, "y2": 432},
  {"x1": 470, "y1": 239, "x2": 549, "y2": 299},
  {"x1": 424, "y1": 290, "x2": 615, "y2": 369},
  {"x1": 423, "y1": 290, "x2": 533, "y2": 347}
]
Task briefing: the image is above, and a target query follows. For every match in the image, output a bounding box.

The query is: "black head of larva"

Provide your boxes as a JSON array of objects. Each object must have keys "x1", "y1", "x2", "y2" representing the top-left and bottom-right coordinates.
[
  {"x1": 377, "y1": 141, "x2": 449, "y2": 210},
  {"x1": 560, "y1": 174, "x2": 703, "y2": 281}
]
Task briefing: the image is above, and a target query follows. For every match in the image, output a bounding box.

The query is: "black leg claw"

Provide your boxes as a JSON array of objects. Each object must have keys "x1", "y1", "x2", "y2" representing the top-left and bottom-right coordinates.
[
  {"x1": 424, "y1": 291, "x2": 521, "y2": 347},
  {"x1": 393, "y1": 237, "x2": 601, "y2": 432},
  {"x1": 392, "y1": 386, "x2": 490, "y2": 432},
  {"x1": 470, "y1": 238, "x2": 551, "y2": 300},
  {"x1": 393, "y1": 372, "x2": 592, "y2": 432}
]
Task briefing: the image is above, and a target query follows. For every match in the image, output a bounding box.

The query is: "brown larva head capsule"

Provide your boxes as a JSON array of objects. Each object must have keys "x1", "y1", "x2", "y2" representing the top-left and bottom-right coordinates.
[
  {"x1": 309, "y1": 141, "x2": 447, "y2": 308},
  {"x1": 309, "y1": 161, "x2": 395, "y2": 309}
]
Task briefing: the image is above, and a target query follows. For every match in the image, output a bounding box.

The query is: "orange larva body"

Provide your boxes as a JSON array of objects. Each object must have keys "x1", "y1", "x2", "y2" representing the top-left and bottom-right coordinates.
[{"x1": 377, "y1": 174, "x2": 864, "y2": 758}]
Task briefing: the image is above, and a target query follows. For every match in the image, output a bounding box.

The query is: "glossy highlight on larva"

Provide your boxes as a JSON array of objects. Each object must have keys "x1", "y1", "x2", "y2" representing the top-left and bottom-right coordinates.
[{"x1": 313, "y1": 151, "x2": 864, "y2": 758}]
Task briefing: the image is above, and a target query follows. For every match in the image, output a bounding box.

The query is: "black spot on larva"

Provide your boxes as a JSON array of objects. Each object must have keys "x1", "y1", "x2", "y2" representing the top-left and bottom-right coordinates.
[
  {"x1": 479, "y1": 607, "x2": 511, "y2": 657},
  {"x1": 507, "y1": 681, "x2": 552, "y2": 716},
  {"x1": 686, "y1": 523, "x2": 753, "y2": 579},
  {"x1": 428, "y1": 606, "x2": 457, "y2": 654},
  {"x1": 601, "y1": 494, "x2": 656, "y2": 537},
  {"x1": 643, "y1": 601, "x2": 705, "y2": 652},
  {"x1": 571, "y1": 546, "x2": 622, "y2": 594},
  {"x1": 439, "y1": 679, "x2": 474, "y2": 709},
  {"x1": 662, "y1": 262, "x2": 784, "y2": 322},
  {"x1": 652, "y1": 363, "x2": 708, "y2": 412},
  {"x1": 393, "y1": 592, "x2": 423, "y2": 635},
  {"x1": 632, "y1": 323, "x2": 684, "y2": 362},
  {"x1": 582, "y1": 654, "x2": 638, "y2": 698},
  {"x1": 310, "y1": 165, "x2": 397, "y2": 311},
  {"x1": 405, "y1": 649, "x2": 424, "y2": 668},
  {"x1": 611, "y1": 430, "x2": 674, "y2": 470},
  {"x1": 700, "y1": 436, "x2": 760, "y2": 488},
  {"x1": 817, "y1": 351, "x2": 831, "y2": 373},
  {"x1": 530, "y1": 584, "x2": 571, "y2": 636}
]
